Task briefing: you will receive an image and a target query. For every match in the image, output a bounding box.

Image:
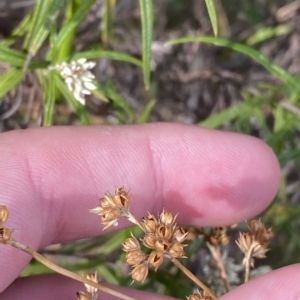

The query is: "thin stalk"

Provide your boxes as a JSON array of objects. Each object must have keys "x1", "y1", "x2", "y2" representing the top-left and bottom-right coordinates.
[
  {"x1": 170, "y1": 257, "x2": 217, "y2": 299},
  {"x1": 7, "y1": 239, "x2": 135, "y2": 300},
  {"x1": 244, "y1": 244, "x2": 256, "y2": 283},
  {"x1": 206, "y1": 243, "x2": 230, "y2": 292}
]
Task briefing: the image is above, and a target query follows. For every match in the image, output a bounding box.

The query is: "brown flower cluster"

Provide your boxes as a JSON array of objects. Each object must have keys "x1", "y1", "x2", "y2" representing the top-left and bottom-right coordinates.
[
  {"x1": 187, "y1": 290, "x2": 214, "y2": 300},
  {"x1": 205, "y1": 227, "x2": 229, "y2": 247},
  {"x1": 236, "y1": 219, "x2": 273, "y2": 268},
  {"x1": 76, "y1": 271, "x2": 98, "y2": 300},
  {"x1": 90, "y1": 187, "x2": 130, "y2": 230},
  {"x1": 122, "y1": 210, "x2": 188, "y2": 283},
  {"x1": 0, "y1": 205, "x2": 12, "y2": 244}
]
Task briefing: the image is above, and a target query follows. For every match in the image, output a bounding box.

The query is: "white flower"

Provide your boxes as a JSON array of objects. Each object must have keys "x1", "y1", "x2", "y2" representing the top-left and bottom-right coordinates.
[{"x1": 49, "y1": 58, "x2": 97, "y2": 105}]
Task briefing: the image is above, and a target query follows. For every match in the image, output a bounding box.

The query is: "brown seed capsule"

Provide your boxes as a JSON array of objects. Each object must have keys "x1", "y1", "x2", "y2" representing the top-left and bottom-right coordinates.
[
  {"x1": 131, "y1": 262, "x2": 149, "y2": 283},
  {"x1": 84, "y1": 271, "x2": 98, "y2": 295},
  {"x1": 148, "y1": 251, "x2": 164, "y2": 270},
  {"x1": 76, "y1": 291, "x2": 91, "y2": 300},
  {"x1": 123, "y1": 236, "x2": 140, "y2": 252},
  {"x1": 114, "y1": 187, "x2": 130, "y2": 209},
  {"x1": 142, "y1": 233, "x2": 157, "y2": 249},
  {"x1": 142, "y1": 214, "x2": 157, "y2": 233},
  {"x1": 0, "y1": 205, "x2": 8, "y2": 224},
  {"x1": 126, "y1": 249, "x2": 147, "y2": 266},
  {"x1": 154, "y1": 239, "x2": 170, "y2": 253},
  {"x1": 173, "y1": 227, "x2": 188, "y2": 243},
  {"x1": 157, "y1": 225, "x2": 173, "y2": 240},
  {"x1": 169, "y1": 243, "x2": 185, "y2": 258},
  {"x1": 159, "y1": 209, "x2": 176, "y2": 226},
  {"x1": 0, "y1": 227, "x2": 12, "y2": 243}
]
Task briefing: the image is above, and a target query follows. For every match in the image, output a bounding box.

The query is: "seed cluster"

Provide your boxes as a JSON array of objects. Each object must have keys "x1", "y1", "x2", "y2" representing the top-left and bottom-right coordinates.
[
  {"x1": 76, "y1": 271, "x2": 99, "y2": 300},
  {"x1": 236, "y1": 219, "x2": 273, "y2": 268},
  {"x1": 0, "y1": 205, "x2": 11, "y2": 244}
]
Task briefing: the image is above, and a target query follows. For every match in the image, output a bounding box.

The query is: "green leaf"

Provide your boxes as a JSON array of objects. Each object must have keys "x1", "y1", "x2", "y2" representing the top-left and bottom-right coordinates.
[
  {"x1": 72, "y1": 50, "x2": 142, "y2": 67},
  {"x1": 246, "y1": 25, "x2": 290, "y2": 46},
  {"x1": 204, "y1": 0, "x2": 218, "y2": 36},
  {"x1": 25, "y1": 0, "x2": 66, "y2": 55},
  {"x1": 166, "y1": 36, "x2": 300, "y2": 95},
  {"x1": 54, "y1": 75, "x2": 91, "y2": 125},
  {"x1": 0, "y1": 68, "x2": 23, "y2": 100},
  {"x1": 43, "y1": 71, "x2": 56, "y2": 126},
  {"x1": 0, "y1": 45, "x2": 26, "y2": 67},
  {"x1": 139, "y1": 99, "x2": 156, "y2": 123},
  {"x1": 198, "y1": 102, "x2": 253, "y2": 128},
  {"x1": 139, "y1": 0, "x2": 153, "y2": 90},
  {"x1": 47, "y1": 0, "x2": 97, "y2": 60},
  {"x1": 101, "y1": 0, "x2": 116, "y2": 46}
]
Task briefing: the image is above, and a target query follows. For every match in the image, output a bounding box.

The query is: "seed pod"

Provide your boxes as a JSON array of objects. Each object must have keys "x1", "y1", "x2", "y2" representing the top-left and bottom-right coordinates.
[
  {"x1": 0, "y1": 227, "x2": 12, "y2": 243},
  {"x1": 0, "y1": 205, "x2": 8, "y2": 224},
  {"x1": 157, "y1": 225, "x2": 173, "y2": 240},
  {"x1": 148, "y1": 251, "x2": 164, "y2": 270},
  {"x1": 159, "y1": 209, "x2": 176, "y2": 226},
  {"x1": 131, "y1": 262, "x2": 149, "y2": 283},
  {"x1": 126, "y1": 249, "x2": 147, "y2": 266},
  {"x1": 123, "y1": 236, "x2": 140, "y2": 252}
]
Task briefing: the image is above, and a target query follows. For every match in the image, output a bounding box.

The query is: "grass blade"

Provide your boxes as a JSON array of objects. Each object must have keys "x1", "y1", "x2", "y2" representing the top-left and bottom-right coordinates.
[
  {"x1": 139, "y1": 99, "x2": 156, "y2": 123},
  {"x1": 0, "y1": 68, "x2": 23, "y2": 100},
  {"x1": 205, "y1": 0, "x2": 218, "y2": 36},
  {"x1": 72, "y1": 50, "x2": 142, "y2": 67},
  {"x1": 54, "y1": 75, "x2": 91, "y2": 125},
  {"x1": 47, "y1": 0, "x2": 97, "y2": 60},
  {"x1": 101, "y1": 0, "x2": 116, "y2": 47},
  {"x1": 43, "y1": 71, "x2": 56, "y2": 126},
  {"x1": 138, "y1": 0, "x2": 153, "y2": 90},
  {"x1": 166, "y1": 36, "x2": 300, "y2": 95}
]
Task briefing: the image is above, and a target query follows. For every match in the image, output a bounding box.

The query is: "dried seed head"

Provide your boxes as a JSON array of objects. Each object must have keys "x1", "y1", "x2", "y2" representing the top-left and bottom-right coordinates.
[
  {"x1": 142, "y1": 233, "x2": 157, "y2": 249},
  {"x1": 76, "y1": 291, "x2": 91, "y2": 300},
  {"x1": 173, "y1": 227, "x2": 188, "y2": 243},
  {"x1": 0, "y1": 205, "x2": 8, "y2": 224},
  {"x1": 130, "y1": 262, "x2": 149, "y2": 283},
  {"x1": 0, "y1": 227, "x2": 12, "y2": 243},
  {"x1": 113, "y1": 187, "x2": 130, "y2": 209},
  {"x1": 90, "y1": 187, "x2": 131, "y2": 230},
  {"x1": 123, "y1": 235, "x2": 140, "y2": 252},
  {"x1": 187, "y1": 290, "x2": 213, "y2": 300},
  {"x1": 169, "y1": 243, "x2": 186, "y2": 258},
  {"x1": 154, "y1": 238, "x2": 170, "y2": 253},
  {"x1": 84, "y1": 271, "x2": 98, "y2": 296},
  {"x1": 159, "y1": 209, "x2": 176, "y2": 226},
  {"x1": 157, "y1": 225, "x2": 173, "y2": 240},
  {"x1": 148, "y1": 251, "x2": 164, "y2": 270},
  {"x1": 207, "y1": 226, "x2": 229, "y2": 246},
  {"x1": 126, "y1": 249, "x2": 147, "y2": 266},
  {"x1": 236, "y1": 220, "x2": 273, "y2": 267},
  {"x1": 141, "y1": 214, "x2": 158, "y2": 233}
]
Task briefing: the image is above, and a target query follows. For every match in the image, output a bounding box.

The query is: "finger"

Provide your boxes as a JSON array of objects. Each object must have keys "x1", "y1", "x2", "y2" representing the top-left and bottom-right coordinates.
[
  {"x1": 0, "y1": 124, "x2": 280, "y2": 291},
  {"x1": 220, "y1": 264, "x2": 300, "y2": 299},
  {"x1": 1, "y1": 274, "x2": 175, "y2": 300}
]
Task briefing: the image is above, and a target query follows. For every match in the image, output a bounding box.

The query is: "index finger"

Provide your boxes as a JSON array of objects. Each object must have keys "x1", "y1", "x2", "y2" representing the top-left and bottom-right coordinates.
[{"x1": 0, "y1": 123, "x2": 280, "y2": 292}]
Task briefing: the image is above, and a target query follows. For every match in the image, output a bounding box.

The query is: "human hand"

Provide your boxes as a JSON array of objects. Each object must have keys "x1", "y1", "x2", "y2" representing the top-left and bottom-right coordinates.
[{"x1": 0, "y1": 123, "x2": 293, "y2": 300}]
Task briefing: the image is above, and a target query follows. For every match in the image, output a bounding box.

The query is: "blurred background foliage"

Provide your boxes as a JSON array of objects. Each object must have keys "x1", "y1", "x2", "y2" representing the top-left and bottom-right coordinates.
[{"x1": 0, "y1": 0, "x2": 300, "y2": 298}]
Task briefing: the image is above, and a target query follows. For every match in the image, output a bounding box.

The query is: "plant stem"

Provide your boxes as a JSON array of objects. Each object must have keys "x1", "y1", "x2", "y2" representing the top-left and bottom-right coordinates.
[
  {"x1": 244, "y1": 244, "x2": 255, "y2": 283},
  {"x1": 7, "y1": 239, "x2": 135, "y2": 300},
  {"x1": 206, "y1": 243, "x2": 230, "y2": 292},
  {"x1": 170, "y1": 257, "x2": 218, "y2": 299}
]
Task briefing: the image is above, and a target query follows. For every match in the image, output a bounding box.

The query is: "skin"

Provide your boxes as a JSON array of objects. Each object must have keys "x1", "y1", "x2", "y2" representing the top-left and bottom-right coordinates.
[{"x1": 0, "y1": 123, "x2": 297, "y2": 300}]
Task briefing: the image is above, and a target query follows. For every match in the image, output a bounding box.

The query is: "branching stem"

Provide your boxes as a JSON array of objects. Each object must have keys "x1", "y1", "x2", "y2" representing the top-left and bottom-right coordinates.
[
  {"x1": 170, "y1": 257, "x2": 218, "y2": 299},
  {"x1": 7, "y1": 239, "x2": 135, "y2": 300}
]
